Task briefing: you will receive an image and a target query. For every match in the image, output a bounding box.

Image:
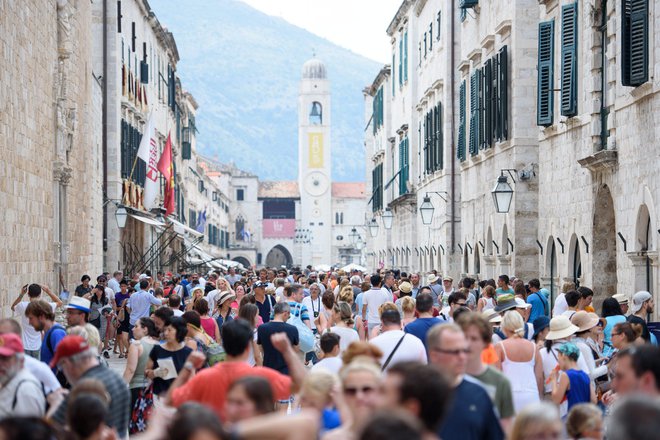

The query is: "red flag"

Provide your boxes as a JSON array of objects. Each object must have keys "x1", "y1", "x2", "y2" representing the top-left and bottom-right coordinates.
[{"x1": 157, "y1": 133, "x2": 175, "y2": 215}]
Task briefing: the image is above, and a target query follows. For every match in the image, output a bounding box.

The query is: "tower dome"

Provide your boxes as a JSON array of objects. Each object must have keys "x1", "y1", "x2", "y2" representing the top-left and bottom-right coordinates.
[{"x1": 302, "y1": 57, "x2": 327, "y2": 80}]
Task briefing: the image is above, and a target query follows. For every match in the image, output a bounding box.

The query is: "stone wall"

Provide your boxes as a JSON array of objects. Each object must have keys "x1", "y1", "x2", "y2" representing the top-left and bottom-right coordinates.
[{"x1": 0, "y1": 0, "x2": 103, "y2": 317}]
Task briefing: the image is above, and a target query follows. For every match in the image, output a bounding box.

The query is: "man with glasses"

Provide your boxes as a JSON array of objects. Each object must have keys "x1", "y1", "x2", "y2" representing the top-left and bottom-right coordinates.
[
  {"x1": 427, "y1": 324, "x2": 504, "y2": 440},
  {"x1": 441, "y1": 291, "x2": 468, "y2": 322},
  {"x1": 610, "y1": 345, "x2": 660, "y2": 399}
]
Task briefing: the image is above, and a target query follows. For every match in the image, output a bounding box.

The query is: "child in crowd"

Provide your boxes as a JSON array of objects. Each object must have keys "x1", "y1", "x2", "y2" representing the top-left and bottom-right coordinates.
[{"x1": 549, "y1": 342, "x2": 596, "y2": 413}]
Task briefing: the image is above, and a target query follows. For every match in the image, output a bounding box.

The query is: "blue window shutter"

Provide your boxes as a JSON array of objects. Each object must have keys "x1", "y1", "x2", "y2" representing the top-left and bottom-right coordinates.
[
  {"x1": 622, "y1": 0, "x2": 649, "y2": 86},
  {"x1": 404, "y1": 31, "x2": 408, "y2": 81},
  {"x1": 458, "y1": 80, "x2": 467, "y2": 162},
  {"x1": 560, "y1": 3, "x2": 578, "y2": 117},
  {"x1": 537, "y1": 20, "x2": 555, "y2": 126},
  {"x1": 497, "y1": 46, "x2": 509, "y2": 140}
]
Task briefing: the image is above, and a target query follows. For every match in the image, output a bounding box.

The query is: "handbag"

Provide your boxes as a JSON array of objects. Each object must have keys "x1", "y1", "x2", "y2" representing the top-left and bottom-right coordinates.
[
  {"x1": 129, "y1": 383, "x2": 154, "y2": 433},
  {"x1": 288, "y1": 303, "x2": 316, "y2": 353}
]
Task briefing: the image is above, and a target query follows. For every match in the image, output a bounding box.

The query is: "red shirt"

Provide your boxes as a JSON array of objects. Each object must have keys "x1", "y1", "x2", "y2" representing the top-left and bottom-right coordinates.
[{"x1": 170, "y1": 361, "x2": 292, "y2": 420}]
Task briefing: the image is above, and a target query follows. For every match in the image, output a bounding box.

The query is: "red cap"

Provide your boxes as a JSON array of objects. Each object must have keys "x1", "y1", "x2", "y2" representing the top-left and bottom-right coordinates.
[
  {"x1": 49, "y1": 335, "x2": 90, "y2": 368},
  {"x1": 0, "y1": 333, "x2": 24, "y2": 356},
  {"x1": 165, "y1": 272, "x2": 173, "y2": 278}
]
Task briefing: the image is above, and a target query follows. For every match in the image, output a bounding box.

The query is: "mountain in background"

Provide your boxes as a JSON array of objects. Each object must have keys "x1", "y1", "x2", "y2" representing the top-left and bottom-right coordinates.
[{"x1": 150, "y1": 0, "x2": 381, "y2": 181}]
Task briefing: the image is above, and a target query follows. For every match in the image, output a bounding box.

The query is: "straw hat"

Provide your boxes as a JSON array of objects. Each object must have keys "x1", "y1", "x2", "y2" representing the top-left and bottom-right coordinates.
[
  {"x1": 612, "y1": 293, "x2": 629, "y2": 305},
  {"x1": 217, "y1": 290, "x2": 236, "y2": 307},
  {"x1": 570, "y1": 311, "x2": 600, "y2": 332},
  {"x1": 427, "y1": 274, "x2": 440, "y2": 284},
  {"x1": 481, "y1": 309, "x2": 502, "y2": 324},
  {"x1": 398, "y1": 282, "x2": 412, "y2": 294},
  {"x1": 545, "y1": 315, "x2": 580, "y2": 340}
]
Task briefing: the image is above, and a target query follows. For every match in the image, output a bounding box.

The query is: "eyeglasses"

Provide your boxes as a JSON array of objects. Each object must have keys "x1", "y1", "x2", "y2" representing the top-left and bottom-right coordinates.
[
  {"x1": 343, "y1": 386, "x2": 376, "y2": 396},
  {"x1": 432, "y1": 347, "x2": 470, "y2": 356},
  {"x1": 455, "y1": 302, "x2": 467, "y2": 307},
  {"x1": 612, "y1": 332, "x2": 622, "y2": 336}
]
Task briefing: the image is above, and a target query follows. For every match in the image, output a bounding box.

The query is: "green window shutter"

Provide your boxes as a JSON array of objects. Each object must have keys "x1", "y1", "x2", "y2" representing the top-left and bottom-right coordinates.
[
  {"x1": 560, "y1": 3, "x2": 578, "y2": 117},
  {"x1": 372, "y1": 168, "x2": 377, "y2": 212},
  {"x1": 497, "y1": 45, "x2": 509, "y2": 141},
  {"x1": 424, "y1": 113, "x2": 430, "y2": 173},
  {"x1": 399, "y1": 39, "x2": 403, "y2": 86},
  {"x1": 460, "y1": 0, "x2": 478, "y2": 8},
  {"x1": 429, "y1": 24, "x2": 433, "y2": 51},
  {"x1": 392, "y1": 54, "x2": 395, "y2": 96},
  {"x1": 404, "y1": 31, "x2": 409, "y2": 82},
  {"x1": 622, "y1": 0, "x2": 649, "y2": 86},
  {"x1": 435, "y1": 103, "x2": 443, "y2": 170},
  {"x1": 482, "y1": 58, "x2": 493, "y2": 149},
  {"x1": 430, "y1": 108, "x2": 436, "y2": 172},
  {"x1": 537, "y1": 20, "x2": 555, "y2": 126},
  {"x1": 458, "y1": 80, "x2": 467, "y2": 162},
  {"x1": 469, "y1": 69, "x2": 480, "y2": 156}
]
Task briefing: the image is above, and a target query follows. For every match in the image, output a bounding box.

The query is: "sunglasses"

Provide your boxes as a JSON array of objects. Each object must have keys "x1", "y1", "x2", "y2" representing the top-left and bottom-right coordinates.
[
  {"x1": 432, "y1": 347, "x2": 470, "y2": 356},
  {"x1": 343, "y1": 386, "x2": 376, "y2": 396}
]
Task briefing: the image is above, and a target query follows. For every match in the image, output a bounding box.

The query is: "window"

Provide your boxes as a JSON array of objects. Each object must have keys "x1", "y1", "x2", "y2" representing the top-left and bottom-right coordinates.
[
  {"x1": 236, "y1": 188, "x2": 244, "y2": 201},
  {"x1": 398, "y1": 37, "x2": 403, "y2": 87},
  {"x1": 622, "y1": 0, "x2": 649, "y2": 86},
  {"x1": 537, "y1": 20, "x2": 555, "y2": 126},
  {"x1": 398, "y1": 136, "x2": 409, "y2": 196},
  {"x1": 424, "y1": 32, "x2": 427, "y2": 58},
  {"x1": 468, "y1": 68, "x2": 481, "y2": 156},
  {"x1": 403, "y1": 30, "x2": 408, "y2": 82},
  {"x1": 429, "y1": 24, "x2": 433, "y2": 51},
  {"x1": 372, "y1": 87, "x2": 384, "y2": 134},
  {"x1": 262, "y1": 199, "x2": 295, "y2": 219},
  {"x1": 418, "y1": 42, "x2": 422, "y2": 67},
  {"x1": 392, "y1": 53, "x2": 395, "y2": 96},
  {"x1": 189, "y1": 209, "x2": 197, "y2": 229},
  {"x1": 459, "y1": 0, "x2": 478, "y2": 7},
  {"x1": 236, "y1": 215, "x2": 245, "y2": 239},
  {"x1": 436, "y1": 11, "x2": 441, "y2": 40},
  {"x1": 424, "y1": 103, "x2": 443, "y2": 173},
  {"x1": 560, "y1": 3, "x2": 578, "y2": 117},
  {"x1": 117, "y1": 1, "x2": 122, "y2": 33},
  {"x1": 334, "y1": 213, "x2": 344, "y2": 225},
  {"x1": 120, "y1": 119, "x2": 145, "y2": 185}
]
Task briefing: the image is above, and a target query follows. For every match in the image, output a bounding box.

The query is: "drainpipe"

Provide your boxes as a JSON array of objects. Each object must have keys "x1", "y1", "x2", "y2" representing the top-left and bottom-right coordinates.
[
  {"x1": 450, "y1": 0, "x2": 456, "y2": 254},
  {"x1": 102, "y1": 0, "x2": 109, "y2": 257}
]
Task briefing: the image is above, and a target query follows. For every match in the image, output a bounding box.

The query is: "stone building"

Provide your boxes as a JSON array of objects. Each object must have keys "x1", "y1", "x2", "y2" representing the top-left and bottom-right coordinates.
[
  {"x1": 0, "y1": 0, "x2": 103, "y2": 315},
  {"x1": 365, "y1": 0, "x2": 658, "y2": 316}
]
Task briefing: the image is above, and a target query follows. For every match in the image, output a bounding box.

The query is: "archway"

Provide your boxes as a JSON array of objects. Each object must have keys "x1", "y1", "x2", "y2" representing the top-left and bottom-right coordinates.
[
  {"x1": 569, "y1": 234, "x2": 582, "y2": 287},
  {"x1": 265, "y1": 245, "x2": 293, "y2": 268},
  {"x1": 635, "y1": 204, "x2": 654, "y2": 294},
  {"x1": 474, "y1": 246, "x2": 481, "y2": 276},
  {"x1": 592, "y1": 186, "x2": 617, "y2": 304},
  {"x1": 502, "y1": 224, "x2": 510, "y2": 255},
  {"x1": 232, "y1": 256, "x2": 251, "y2": 269},
  {"x1": 546, "y1": 236, "x2": 559, "y2": 307},
  {"x1": 463, "y1": 246, "x2": 469, "y2": 275}
]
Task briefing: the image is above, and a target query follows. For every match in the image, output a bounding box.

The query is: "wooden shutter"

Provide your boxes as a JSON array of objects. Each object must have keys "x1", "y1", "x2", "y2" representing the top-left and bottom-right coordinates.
[
  {"x1": 458, "y1": 80, "x2": 467, "y2": 162},
  {"x1": 560, "y1": 3, "x2": 578, "y2": 117},
  {"x1": 497, "y1": 46, "x2": 509, "y2": 141},
  {"x1": 482, "y1": 60, "x2": 492, "y2": 149},
  {"x1": 404, "y1": 31, "x2": 409, "y2": 82},
  {"x1": 469, "y1": 69, "x2": 480, "y2": 156},
  {"x1": 424, "y1": 112, "x2": 430, "y2": 173},
  {"x1": 622, "y1": 0, "x2": 649, "y2": 86},
  {"x1": 117, "y1": 1, "x2": 122, "y2": 33},
  {"x1": 392, "y1": 54, "x2": 395, "y2": 96},
  {"x1": 460, "y1": 0, "x2": 478, "y2": 7},
  {"x1": 399, "y1": 38, "x2": 403, "y2": 87},
  {"x1": 537, "y1": 20, "x2": 555, "y2": 126},
  {"x1": 435, "y1": 103, "x2": 443, "y2": 170}
]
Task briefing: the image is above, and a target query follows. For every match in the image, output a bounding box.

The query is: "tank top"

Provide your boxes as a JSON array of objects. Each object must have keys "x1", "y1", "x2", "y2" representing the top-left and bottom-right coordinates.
[
  {"x1": 499, "y1": 340, "x2": 540, "y2": 412},
  {"x1": 129, "y1": 339, "x2": 156, "y2": 389},
  {"x1": 565, "y1": 369, "x2": 591, "y2": 410},
  {"x1": 200, "y1": 316, "x2": 216, "y2": 338},
  {"x1": 482, "y1": 297, "x2": 496, "y2": 311}
]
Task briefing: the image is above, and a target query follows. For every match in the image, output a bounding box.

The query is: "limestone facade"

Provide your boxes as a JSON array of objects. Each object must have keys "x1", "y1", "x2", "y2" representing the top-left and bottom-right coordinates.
[
  {"x1": 0, "y1": 0, "x2": 103, "y2": 316},
  {"x1": 365, "y1": 0, "x2": 659, "y2": 317}
]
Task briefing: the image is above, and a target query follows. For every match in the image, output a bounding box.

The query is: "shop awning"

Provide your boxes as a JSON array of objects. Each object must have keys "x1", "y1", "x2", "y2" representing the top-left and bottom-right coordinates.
[
  {"x1": 129, "y1": 214, "x2": 166, "y2": 228},
  {"x1": 168, "y1": 218, "x2": 204, "y2": 238}
]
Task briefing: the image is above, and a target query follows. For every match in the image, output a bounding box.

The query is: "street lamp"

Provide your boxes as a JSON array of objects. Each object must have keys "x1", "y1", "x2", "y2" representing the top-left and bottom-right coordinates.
[
  {"x1": 368, "y1": 217, "x2": 379, "y2": 237},
  {"x1": 382, "y1": 207, "x2": 393, "y2": 230},
  {"x1": 419, "y1": 196, "x2": 435, "y2": 225},
  {"x1": 349, "y1": 227, "x2": 359, "y2": 244},
  {"x1": 115, "y1": 205, "x2": 128, "y2": 229},
  {"x1": 492, "y1": 173, "x2": 514, "y2": 213}
]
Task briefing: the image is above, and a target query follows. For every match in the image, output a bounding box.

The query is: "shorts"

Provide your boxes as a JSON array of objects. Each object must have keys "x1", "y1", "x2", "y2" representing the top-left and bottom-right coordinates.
[{"x1": 118, "y1": 317, "x2": 131, "y2": 334}]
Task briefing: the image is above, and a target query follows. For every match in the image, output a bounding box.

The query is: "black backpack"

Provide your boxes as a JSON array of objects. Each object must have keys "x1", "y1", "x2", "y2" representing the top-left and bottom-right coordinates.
[{"x1": 46, "y1": 325, "x2": 70, "y2": 389}]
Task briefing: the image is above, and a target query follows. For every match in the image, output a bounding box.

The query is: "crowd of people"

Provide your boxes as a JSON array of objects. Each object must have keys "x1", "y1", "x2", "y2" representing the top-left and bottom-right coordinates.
[{"x1": 1, "y1": 266, "x2": 659, "y2": 440}]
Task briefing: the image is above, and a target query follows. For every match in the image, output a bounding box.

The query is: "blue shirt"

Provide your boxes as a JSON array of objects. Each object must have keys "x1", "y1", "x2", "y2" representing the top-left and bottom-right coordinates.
[
  {"x1": 527, "y1": 291, "x2": 549, "y2": 322},
  {"x1": 355, "y1": 292, "x2": 364, "y2": 313},
  {"x1": 127, "y1": 290, "x2": 162, "y2": 325},
  {"x1": 404, "y1": 317, "x2": 446, "y2": 347},
  {"x1": 42, "y1": 324, "x2": 66, "y2": 371},
  {"x1": 439, "y1": 379, "x2": 504, "y2": 440},
  {"x1": 565, "y1": 369, "x2": 591, "y2": 410}
]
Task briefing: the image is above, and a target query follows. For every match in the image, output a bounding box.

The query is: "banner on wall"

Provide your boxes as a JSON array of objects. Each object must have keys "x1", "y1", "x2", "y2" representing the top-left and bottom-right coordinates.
[
  {"x1": 263, "y1": 219, "x2": 296, "y2": 238},
  {"x1": 308, "y1": 133, "x2": 323, "y2": 168}
]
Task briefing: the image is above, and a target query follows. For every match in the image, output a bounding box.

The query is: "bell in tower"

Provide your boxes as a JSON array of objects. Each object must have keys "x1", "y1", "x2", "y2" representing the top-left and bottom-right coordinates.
[{"x1": 309, "y1": 101, "x2": 322, "y2": 125}]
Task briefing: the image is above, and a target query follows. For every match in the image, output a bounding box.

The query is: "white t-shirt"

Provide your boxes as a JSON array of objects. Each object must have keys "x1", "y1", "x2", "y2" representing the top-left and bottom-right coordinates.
[
  {"x1": 206, "y1": 289, "x2": 220, "y2": 312},
  {"x1": 108, "y1": 278, "x2": 121, "y2": 294},
  {"x1": 0, "y1": 369, "x2": 45, "y2": 418},
  {"x1": 14, "y1": 301, "x2": 57, "y2": 351},
  {"x1": 24, "y1": 355, "x2": 61, "y2": 395},
  {"x1": 275, "y1": 287, "x2": 286, "y2": 302},
  {"x1": 171, "y1": 308, "x2": 184, "y2": 317},
  {"x1": 311, "y1": 356, "x2": 343, "y2": 375},
  {"x1": 329, "y1": 326, "x2": 360, "y2": 354},
  {"x1": 363, "y1": 288, "x2": 390, "y2": 324},
  {"x1": 552, "y1": 293, "x2": 568, "y2": 317},
  {"x1": 561, "y1": 310, "x2": 577, "y2": 320},
  {"x1": 370, "y1": 330, "x2": 428, "y2": 371},
  {"x1": 302, "y1": 296, "x2": 323, "y2": 330}
]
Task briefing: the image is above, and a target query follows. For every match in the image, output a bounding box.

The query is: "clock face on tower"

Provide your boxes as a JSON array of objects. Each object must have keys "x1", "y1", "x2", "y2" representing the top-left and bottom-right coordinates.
[{"x1": 304, "y1": 171, "x2": 329, "y2": 197}]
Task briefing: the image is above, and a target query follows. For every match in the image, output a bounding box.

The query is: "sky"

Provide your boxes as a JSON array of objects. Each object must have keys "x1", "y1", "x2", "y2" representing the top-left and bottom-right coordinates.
[{"x1": 240, "y1": 0, "x2": 403, "y2": 63}]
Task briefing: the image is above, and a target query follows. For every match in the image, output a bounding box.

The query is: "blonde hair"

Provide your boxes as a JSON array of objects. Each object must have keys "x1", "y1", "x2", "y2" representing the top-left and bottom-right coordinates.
[
  {"x1": 510, "y1": 402, "x2": 561, "y2": 440},
  {"x1": 333, "y1": 301, "x2": 355, "y2": 326},
  {"x1": 68, "y1": 324, "x2": 102, "y2": 354},
  {"x1": 339, "y1": 285, "x2": 353, "y2": 299},
  {"x1": 565, "y1": 403, "x2": 602, "y2": 439},
  {"x1": 301, "y1": 370, "x2": 338, "y2": 404},
  {"x1": 562, "y1": 281, "x2": 576, "y2": 294},
  {"x1": 400, "y1": 296, "x2": 416, "y2": 314},
  {"x1": 501, "y1": 310, "x2": 525, "y2": 338},
  {"x1": 341, "y1": 342, "x2": 383, "y2": 365},
  {"x1": 339, "y1": 357, "x2": 382, "y2": 382},
  {"x1": 338, "y1": 288, "x2": 354, "y2": 304},
  {"x1": 378, "y1": 301, "x2": 398, "y2": 317}
]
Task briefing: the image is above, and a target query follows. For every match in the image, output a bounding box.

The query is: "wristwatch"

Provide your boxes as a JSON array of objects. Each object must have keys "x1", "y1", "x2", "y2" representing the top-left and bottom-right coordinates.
[{"x1": 183, "y1": 361, "x2": 194, "y2": 371}]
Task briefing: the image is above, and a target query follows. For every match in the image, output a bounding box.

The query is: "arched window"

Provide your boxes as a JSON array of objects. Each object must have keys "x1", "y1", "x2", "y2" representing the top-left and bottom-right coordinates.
[
  {"x1": 309, "y1": 101, "x2": 322, "y2": 125},
  {"x1": 235, "y1": 215, "x2": 245, "y2": 240}
]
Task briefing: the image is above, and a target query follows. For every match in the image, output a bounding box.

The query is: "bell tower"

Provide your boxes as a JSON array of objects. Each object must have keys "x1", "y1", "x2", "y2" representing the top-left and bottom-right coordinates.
[{"x1": 298, "y1": 57, "x2": 332, "y2": 267}]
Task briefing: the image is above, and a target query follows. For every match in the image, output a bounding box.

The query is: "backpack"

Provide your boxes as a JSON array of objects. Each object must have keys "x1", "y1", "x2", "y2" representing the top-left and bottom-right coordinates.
[
  {"x1": 46, "y1": 325, "x2": 70, "y2": 388},
  {"x1": 191, "y1": 325, "x2": 226, "y2": 367},
  {"x1": 287, "y1": 303, "x2": 315, "y2": 353}
]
